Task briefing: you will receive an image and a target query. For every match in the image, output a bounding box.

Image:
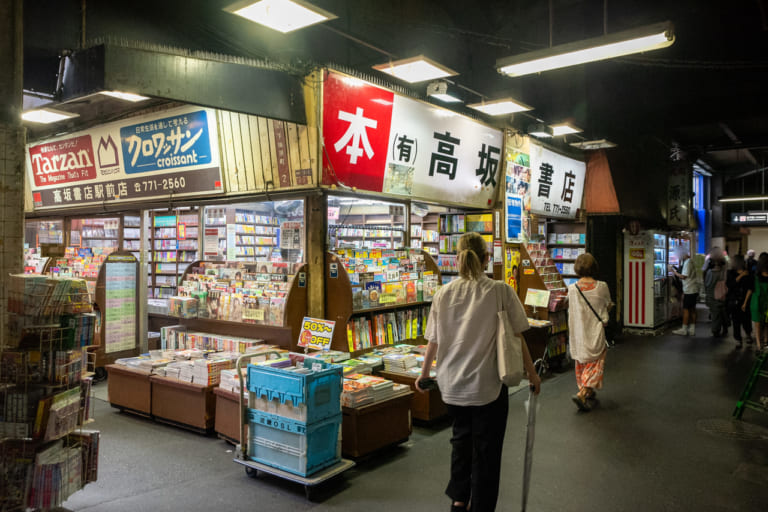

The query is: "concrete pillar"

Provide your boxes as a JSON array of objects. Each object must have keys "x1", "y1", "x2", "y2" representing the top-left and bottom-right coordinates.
[{"x1": 0, "y1": 0, "x2": 25, "y2": 346}]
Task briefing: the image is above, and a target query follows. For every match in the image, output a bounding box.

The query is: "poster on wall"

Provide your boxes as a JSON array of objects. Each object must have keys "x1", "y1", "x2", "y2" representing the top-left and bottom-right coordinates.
[
  {"x1": 322, "y1": 71, "x2": 502, "y2": 208},
  {"x1": 529, "y1": 143, "x2": 586, "y2": 219},
  {"x1": 104, "y1": 257, "x2": 137, "y2": 354},
  {"x1": 505, "y1": 248, "x2": 521, "y2": 292},
  {"x1": 506, "y1": 194, "x2": 523, "y2": 242},
  {"x1": 26, "y1": 106, "x2": 223, "y2": 210}
]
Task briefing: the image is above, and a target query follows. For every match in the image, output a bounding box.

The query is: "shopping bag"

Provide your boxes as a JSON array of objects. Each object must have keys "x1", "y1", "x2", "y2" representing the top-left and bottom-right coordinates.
[{"x1": 497, "y1": 284, "x2": 524, "y2": 387}]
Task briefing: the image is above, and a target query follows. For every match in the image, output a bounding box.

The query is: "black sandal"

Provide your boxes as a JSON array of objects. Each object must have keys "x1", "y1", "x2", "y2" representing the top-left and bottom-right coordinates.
[{"x1": 572, "y1": 394, "x2": 591, "y2": 411}]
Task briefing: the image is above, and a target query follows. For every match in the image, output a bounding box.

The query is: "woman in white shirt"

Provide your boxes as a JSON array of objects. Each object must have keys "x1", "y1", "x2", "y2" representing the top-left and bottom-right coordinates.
[
  {"x1": 417, "y1": 232, "x2": 540, "y2": 512},
  {"x1": 567, "y1": 253, "x2": 613, "y2": 412}
]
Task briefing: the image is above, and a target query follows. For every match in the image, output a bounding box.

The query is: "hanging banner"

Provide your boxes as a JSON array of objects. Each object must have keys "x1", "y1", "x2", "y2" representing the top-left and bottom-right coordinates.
[
  {"x1": 529, "y1": 143, "x2": 586, "y2": 219},
  {"x1": 322, "y1": 71, "x2": 502, "y2": 208},
  {"x1": 667, "y1": 161, "x2": 692, "y2": 228},
  {"x1": 26, "y1": 106, "x2": 223, "y2": 210}
]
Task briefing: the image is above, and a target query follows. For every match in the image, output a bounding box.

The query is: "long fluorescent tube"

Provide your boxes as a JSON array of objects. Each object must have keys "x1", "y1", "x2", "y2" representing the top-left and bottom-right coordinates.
[
  {"x1": 99, "y1": 91, "x2": 150, "y2": 102},
  {"x1": 497, "y1": 21, "x2": 674, "y2": 77},
  {"x1": 570, "y1": 139, "x2": 617, "y2": 149},
  {"x1": 21, "y1": 108, "x2": 79, "y2": 124},
  {"x1": 224, "y1": 0, "x2": 336, "y2": 34},
  {"x1": 467, "y1": 97, "x2": 532, "y2": 116},
  {"x1": 373, "y1": 55, "x2": 457, "y2": 83},
  {"x1": 719, "y1": 196, "x2": 768, "y2": 203},
  {"x1": 550, "y1": 123, "x2": 582, "y2": 136}
]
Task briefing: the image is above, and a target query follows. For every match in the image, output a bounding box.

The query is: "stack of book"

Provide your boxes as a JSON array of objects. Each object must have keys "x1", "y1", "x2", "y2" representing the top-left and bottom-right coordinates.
[
  {"x1": 192, "y1": 357, "x2": 235, "y2": 386},
  {"x1": 382, "y1": 354, "x2": 418, "y2": 374}
]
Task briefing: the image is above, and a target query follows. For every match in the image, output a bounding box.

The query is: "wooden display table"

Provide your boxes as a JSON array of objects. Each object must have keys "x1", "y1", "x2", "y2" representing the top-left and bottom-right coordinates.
[
  {"x1": 342, "y1": 390, "x2": 414, "y2": 458},
  {"x1": 377, "y1": 371, "x2": 447, "y2": 422},
  {"x1": 214, "y1": 387, "x2": 242, "y2": 444},
  {"x1": 106, "y1": 364, "x2": 152, "y2": 417},
  {"x1": 150, "y1": 375, "x2": 216, "y2": 433}
]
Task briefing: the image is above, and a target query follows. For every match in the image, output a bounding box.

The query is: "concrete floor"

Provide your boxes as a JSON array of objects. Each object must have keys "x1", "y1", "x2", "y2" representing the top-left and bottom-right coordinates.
[{"x1": 65, "y1": 321, "x2": 768, "y2": 512}]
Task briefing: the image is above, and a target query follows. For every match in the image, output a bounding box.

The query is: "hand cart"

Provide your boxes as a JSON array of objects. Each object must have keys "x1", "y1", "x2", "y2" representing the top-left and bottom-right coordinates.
[{"x1": 232, "y1": 353, "x2": 355, "y2": 500}]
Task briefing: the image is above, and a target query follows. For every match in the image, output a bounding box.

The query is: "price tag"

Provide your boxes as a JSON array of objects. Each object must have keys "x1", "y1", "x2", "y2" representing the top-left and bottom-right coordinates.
[
  {"x1": 297, "y1": 317, "x2": 336, "y2": 351},
  {"x1": 312, "y1": 363, "x2": 322, "y2": 372}
]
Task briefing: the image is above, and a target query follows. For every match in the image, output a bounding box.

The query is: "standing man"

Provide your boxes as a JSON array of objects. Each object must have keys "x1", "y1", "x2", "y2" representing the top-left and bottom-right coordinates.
[
  {"x1": 672, "y1": 247, "x2": 699, "y2": 335},
  {"x1": 746, "y1": 249, "x2": 758, "y2": 275}
]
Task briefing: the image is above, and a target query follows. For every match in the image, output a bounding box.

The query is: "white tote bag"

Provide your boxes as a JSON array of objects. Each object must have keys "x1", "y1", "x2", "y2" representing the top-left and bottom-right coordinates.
[{"x1": 496, "y1": 284, "x2": 524, "y2": 386}]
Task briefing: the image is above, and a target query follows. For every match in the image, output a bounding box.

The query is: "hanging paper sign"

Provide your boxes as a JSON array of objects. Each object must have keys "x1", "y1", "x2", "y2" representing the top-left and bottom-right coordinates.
[
  {"x1": 323, "y1": 71, "x2": 502, "y2": 208},
  {"x1": 177, "y1": 223, "x2": 187, "y2": 240},
  {"x1": 529, "y1": 143, "x2": 586, "y2": 219},
  {"x1": 297, "y1": 317, "x2": 336, "y2": 351},
  {"x1": 204, "y1": 228, "x2": 219, "y2": 257}
]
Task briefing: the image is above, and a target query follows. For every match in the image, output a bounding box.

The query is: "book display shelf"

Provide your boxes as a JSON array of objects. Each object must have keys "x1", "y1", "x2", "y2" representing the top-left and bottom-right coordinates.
[
  {"x1": 122, "y1": 215, "x2": 141, "y2": 260},
  {"x1": 409, "y1": 212, "x2": 440, "y2": 257},
  {"x1": 546, "y1": 219, "x2": 587, "y2": 287},
  {"x1": 435, "y1": 211, "x2": 496, "y2": 284},
  {"x1": 204, "y1": 207, "x2": 280, "y2": 261},
  {"x1": 149, "y1": 209, "x2": 199, "y2": 299},
  {"x1": 1, "y1": 275, "x2": 99, "y2": 511},
  {"x1": 325, "y1": 249, "x2": 447, "y2": 423},
  {"x1": 518, "y1": 242, "x2": 570, "y2": 365},
  {"x1": 329, "y1": 209, "x2": 406, "y2": 251}
]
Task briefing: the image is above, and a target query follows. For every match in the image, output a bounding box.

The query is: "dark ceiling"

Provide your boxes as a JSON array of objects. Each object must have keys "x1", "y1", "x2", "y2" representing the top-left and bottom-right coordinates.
[{"x1": 23, "y1": 0, "x2": 768, "y2": 177}]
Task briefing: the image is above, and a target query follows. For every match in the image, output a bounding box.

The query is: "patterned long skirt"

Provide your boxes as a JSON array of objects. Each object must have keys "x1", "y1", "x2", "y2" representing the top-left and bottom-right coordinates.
[{"x1": 575, "y1": 353, "x2": 606, "y2": 390}]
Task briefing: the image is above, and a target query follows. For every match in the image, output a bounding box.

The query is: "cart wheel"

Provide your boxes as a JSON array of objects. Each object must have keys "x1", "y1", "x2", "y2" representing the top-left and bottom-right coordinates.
[{"x1": 245, "y1": 466, "x2": 258, "y2": 478}]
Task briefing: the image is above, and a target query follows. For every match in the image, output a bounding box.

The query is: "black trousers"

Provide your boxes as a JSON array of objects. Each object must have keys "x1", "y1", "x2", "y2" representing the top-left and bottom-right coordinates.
[
  {"x1": 445, "y1": 385, "x2": 509, "y2": 512},
  {"x1": 728, "y1": 304, "x2": 753, "y2": 341}
]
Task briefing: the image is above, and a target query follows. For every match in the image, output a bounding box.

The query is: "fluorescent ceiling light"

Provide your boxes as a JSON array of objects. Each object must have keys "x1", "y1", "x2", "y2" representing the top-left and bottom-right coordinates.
[
  {"x1": 224, "y1": 0, "x2": 336, "y2": 34},
  {"x1": 497, "y1": 21, "x2": 675, "y2": 77},
  {"x1": 373, "y1": 55, "x2": 457, "y2": 83},
  {"x1": 550, "y1": 123, "x2": 582, "y2": 136},
  {"x1": 527, "y1": 123, "x2": 552, "y2": 138},
  {"x1": 21, "y1": 108, "x2": 79, "y2": 124},
  {"x1": 426, "y1": 81, "x2": 462, "y2": 103},
  {"x1": 719, "y1": 196, "x2": 768, "y2": 203},
  {"x1": 570, "y1": 139, "x2": 617, "y2": 149},
  {"x1": 99, "y1": 91, "x2": 150, "y2": 102},
  {"x1": 467, "y1": 97, "x2": 533, "y2": 116}
]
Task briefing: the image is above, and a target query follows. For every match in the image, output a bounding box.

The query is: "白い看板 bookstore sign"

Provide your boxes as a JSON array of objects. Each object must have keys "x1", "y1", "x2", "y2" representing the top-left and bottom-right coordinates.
[
  {"x1": 529, "y1": 143, "x2": 586, "y2": 219},
  {"x1": 322, "y1": 71, "x2": 503, "y2": 208},
  {"x1": 25, "y1": 106, "x2": 223, "y2": 210}
]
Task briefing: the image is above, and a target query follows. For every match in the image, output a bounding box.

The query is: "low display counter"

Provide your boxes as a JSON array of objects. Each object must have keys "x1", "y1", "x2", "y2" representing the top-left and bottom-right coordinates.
[
  {"x1": 106, "y1": 364, "x2": 152, "y2": 417},
  {"x1": 377, "y1": 370, "x2": 447, "y2": 422},
  {"x1": 342, "y1": 390, "x2": 414, "y2": 458},
  {"x1": 150, "y1": 375, "x2": 216, "y2": 433}
]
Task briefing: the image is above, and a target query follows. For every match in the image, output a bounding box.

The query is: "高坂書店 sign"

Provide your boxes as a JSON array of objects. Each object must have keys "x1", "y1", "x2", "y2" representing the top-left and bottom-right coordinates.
[
  {"x1": 26, "y1": 106, "x2": 223, "y2": 209},
  {"x1": 322, "y1": 71, "x2": 502, "y2": 208},
  {"x1": 529, "y1": 143, "x2": 585, "y2": 219}
]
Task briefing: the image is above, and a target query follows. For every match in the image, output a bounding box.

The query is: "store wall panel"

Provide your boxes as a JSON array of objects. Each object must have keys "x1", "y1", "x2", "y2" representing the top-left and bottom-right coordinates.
[{"x1": 217, "y1": 111, "x2": 316, "y2": 195}]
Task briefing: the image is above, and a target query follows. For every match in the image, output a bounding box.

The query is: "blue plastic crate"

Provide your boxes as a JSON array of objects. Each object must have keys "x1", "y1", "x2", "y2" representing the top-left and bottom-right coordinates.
[
  {"x1": 247, "y1": 410, "x2": 341, "y2": 477},
  {"x1": 247, "y1": 357, "x2": 342, "y2": 423}
]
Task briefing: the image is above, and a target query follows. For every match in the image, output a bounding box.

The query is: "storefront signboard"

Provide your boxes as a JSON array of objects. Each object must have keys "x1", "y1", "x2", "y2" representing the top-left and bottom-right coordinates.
[
  {"x1": 667, "y1": 161, "x2": 691, "y2": 228},
  {"x1": 322, "y1": 72, "x2": 502, "y2": 208},
  {"x1": 529, "y1": 144, "x2": 586, "y2": 219},
  {"x1": 26, "y1": 106, "x2": 223, "y2": 210}
]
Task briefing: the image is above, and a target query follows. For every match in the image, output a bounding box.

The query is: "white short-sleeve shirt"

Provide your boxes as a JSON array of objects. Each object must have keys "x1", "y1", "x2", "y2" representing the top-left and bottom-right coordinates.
[{"x1": 425, "y1": 276, "x2": 529, "y2": 406}]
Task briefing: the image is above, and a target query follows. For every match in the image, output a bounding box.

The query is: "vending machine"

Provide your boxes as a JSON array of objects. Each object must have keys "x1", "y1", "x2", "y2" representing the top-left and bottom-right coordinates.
[{"x1": 624, "y1": 230, "x2": 669, "y2": 328}]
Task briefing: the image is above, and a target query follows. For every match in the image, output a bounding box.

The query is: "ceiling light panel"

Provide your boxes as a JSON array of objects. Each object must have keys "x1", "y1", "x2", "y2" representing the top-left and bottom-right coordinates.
[
  {"x1": 21, "y1": 108, "x2": 79, "y2": 124},
  {"x1": 225, "y1": 0, "x2": 336, "y2": 34},
  {"x1": 468, "y1": 98, "x2": 533, "y2": 116},
  {"x1": 373, "y1": 56, "x2": 457, "y2": 83},
  {"x1": 99, "y1": 91, "x2": 150, "y2": 102},
  {"x1": 497, "y1": 21, "x2": 674, "y2": 77},
  {"x1": 550, "y1": 123, "x2": 582, "y2": 136}
]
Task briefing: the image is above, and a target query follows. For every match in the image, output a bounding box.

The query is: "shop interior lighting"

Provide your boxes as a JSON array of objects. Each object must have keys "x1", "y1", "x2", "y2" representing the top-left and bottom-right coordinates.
[
  {"x1": 570, "y1": 139, "x2": 617, "y2": 149},
  {"x1": 496, "y1": 21, "x2": 675, "y2": 77},
  {"x1": 21, "y1": 108, "x2": 79, "y2": 124},
  {"x1": 426, "y1": 81, "x2": 463, "y2": 103},
  {"x1": 527, "y1": 123, "x2": 553, "y2": 138},
  {"x1": 467, "y1": 97, "x2": 533, "y2": 116},
  {"x1": 99, "y1": 91, "x2": 150, "y2": 102},
  {"x1": 373, "y1": 55, "x2": 458, "y2": 84},
  {"x1": 550, "y1": 123, "x2": 582, "y2": 136},
  {"x1": 224, "y1": 0, "x2": 336, "y2": 34},
  {"x1": 719, "y1": 196, "x2": 768, "y2": 203}
]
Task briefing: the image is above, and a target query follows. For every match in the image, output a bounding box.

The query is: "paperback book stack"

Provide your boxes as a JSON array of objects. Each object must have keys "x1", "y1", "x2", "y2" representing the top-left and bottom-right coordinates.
[
  {"x1": 382, "y1": 353, "x2": 418, "y2": 374},
  {"x1": 192, "y1": 357, "x2": 235, "y2": 386}
]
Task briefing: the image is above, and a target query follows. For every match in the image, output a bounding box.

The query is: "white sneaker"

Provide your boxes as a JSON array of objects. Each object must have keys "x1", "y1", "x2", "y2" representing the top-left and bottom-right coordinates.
[
  {"x1": 687, "y1": 325, "x2": 695, "y2": 336},
  {"x1": 672, "y1": 327, "x2": 689, "y2": 336}
]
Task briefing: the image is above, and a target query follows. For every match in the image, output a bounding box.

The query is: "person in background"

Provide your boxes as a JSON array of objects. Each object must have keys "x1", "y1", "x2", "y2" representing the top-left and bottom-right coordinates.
[
  {"x1": 704, "y1": 247, "x2": 728, "y2": 337},
  {"x1": 726, "y1": 255, "x2": 753, "y2": 348},
  {"x1": 746, "y1": 252, "x2": 768, "y2": 352},
  {"x1": 416, "y1": 232, "x2": 540, "y2": 512},
  {"x1": 671, "y1": 248, "x2": 699, "y2": 336},
  {"x1": 746, "y1": 249, "x2": 758, "y2": 275},
  {"x1": 567, "y1": 253, "x2": 613, "y2": 411}
]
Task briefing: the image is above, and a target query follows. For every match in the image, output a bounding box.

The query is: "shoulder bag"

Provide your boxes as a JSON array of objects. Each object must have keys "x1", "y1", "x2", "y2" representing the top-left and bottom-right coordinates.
[
  {"x1": 496, "y1": 284, "x2": 524, "y2": 387},
  {"x1": 575, "y1": 283, "x2": 614, "y2": 346}
]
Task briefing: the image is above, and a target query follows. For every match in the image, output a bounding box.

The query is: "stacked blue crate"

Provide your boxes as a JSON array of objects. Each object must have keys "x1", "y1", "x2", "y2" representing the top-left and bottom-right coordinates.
[{"x1": 246, "y1": 356, "x2": 343, "y2": 476}]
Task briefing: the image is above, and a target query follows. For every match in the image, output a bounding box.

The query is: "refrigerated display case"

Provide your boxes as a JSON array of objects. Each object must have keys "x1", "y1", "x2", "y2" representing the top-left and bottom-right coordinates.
[{"x1": 624, "y1": 230, "x2": 670, "y2": 328}]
